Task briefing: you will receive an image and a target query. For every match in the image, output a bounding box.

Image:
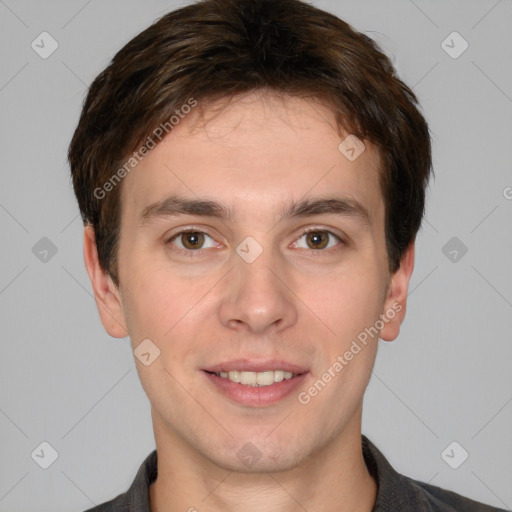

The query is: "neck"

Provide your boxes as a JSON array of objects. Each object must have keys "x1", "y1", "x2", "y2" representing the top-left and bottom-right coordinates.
[{"x1": 149, "y1": 411, "x2": 377, "y2": 512}]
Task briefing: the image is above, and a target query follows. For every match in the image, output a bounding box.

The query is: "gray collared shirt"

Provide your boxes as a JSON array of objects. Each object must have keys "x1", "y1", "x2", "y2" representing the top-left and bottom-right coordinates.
[{"x1": 83, "y1": 436, "x2": 506, "y2": 511}]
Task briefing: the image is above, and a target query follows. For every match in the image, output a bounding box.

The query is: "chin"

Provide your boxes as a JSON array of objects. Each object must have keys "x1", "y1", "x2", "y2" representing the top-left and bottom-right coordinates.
[
  {"x1": 211, "y1": 449, "x2": 306, "y2": 474},
  {"x1": 202, "y1": 434, "x2": 311, "y2": 474}
]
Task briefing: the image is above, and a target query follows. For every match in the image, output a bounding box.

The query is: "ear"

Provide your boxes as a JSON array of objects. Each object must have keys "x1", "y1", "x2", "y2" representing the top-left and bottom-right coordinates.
[
  {"x1": 379, "y1": 241, "x2": 415, "y2": 342},
  {"x1": 83, "y1": 225, "x2": 128, "y2": 338}
]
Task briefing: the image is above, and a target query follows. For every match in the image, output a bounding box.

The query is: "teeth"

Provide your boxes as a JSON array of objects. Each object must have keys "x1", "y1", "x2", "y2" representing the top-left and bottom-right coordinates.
[
  {"x1": 274, "y1": 370, "x2": 284, "y2": 382},
  {"x1": 217, "y1": 370, "x2": 297, "y2": 386},
  {"x1": 228, "y1": 370, "x2": 240, "y2": 383}
]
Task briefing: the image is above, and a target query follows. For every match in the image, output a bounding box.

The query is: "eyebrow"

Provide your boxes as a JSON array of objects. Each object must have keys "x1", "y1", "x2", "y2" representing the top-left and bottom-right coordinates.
[{"x1": 139, "y1": 195, "x2": 371, "y2": 227}]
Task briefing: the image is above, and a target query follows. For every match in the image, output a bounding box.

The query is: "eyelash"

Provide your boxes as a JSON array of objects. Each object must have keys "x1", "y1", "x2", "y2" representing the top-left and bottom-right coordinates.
[{"x1": 166, "y1": 227, "x2": 344, "y2": 256}]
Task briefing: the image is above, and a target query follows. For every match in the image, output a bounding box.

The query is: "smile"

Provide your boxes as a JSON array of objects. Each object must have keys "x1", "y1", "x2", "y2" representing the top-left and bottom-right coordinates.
[{"x1": 212, "y1": 370, "x2": 297, "y2": 386}]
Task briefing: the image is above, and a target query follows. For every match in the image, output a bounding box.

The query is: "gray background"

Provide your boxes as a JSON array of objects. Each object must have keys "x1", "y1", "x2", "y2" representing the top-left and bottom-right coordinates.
[{"x1": 0, "y1": 0, "x2": 511, "y2": 510}]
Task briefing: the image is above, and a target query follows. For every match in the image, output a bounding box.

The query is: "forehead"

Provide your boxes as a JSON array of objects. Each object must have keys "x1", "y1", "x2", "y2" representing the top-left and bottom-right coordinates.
[{"x1": 120, "y1": 91, "x2": 384, "y2": 226}]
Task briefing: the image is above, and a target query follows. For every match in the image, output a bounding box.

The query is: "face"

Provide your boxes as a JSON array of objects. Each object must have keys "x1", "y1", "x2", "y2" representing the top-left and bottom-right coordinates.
[{"x1": 85, "y1": 91, "x2": 413, "y2": 473}]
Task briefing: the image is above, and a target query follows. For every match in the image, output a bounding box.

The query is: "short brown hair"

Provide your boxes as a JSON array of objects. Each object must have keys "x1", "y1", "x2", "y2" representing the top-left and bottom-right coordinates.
[{"x1": 68, "y1": 0, "x2": 433, "y2": 286}]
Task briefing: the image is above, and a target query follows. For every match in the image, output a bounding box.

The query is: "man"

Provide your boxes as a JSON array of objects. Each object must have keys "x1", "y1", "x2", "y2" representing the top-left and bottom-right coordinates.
[{"x1": 68, "y1": 0, "x2": 505, "y2": 510}]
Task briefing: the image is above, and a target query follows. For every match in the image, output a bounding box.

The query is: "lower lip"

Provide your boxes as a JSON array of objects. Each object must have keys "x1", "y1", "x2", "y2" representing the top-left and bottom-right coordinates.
[{"x1": 203, "y1": 371, "x2": 308, "y2": 407}]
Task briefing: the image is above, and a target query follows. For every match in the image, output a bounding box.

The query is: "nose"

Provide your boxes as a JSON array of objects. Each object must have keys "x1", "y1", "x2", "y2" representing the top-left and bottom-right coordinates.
[{"x1": 218, "y1": 247, "x2": 298, "y2": 334}]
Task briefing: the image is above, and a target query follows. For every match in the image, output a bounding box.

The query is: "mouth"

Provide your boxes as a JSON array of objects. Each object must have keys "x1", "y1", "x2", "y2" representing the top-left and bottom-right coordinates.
[
  {"x1": 204, "y1": 369, "x2": 299, "y2": 387},
  {"x1": 202, "y1": 360, "x2": 308, "y2": 406}
]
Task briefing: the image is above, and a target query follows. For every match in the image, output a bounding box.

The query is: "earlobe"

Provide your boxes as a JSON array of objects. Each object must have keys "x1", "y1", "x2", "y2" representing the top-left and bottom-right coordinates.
[
  {"x1": 379, "y1": 241, "x2": 415, "y2": 342},
  {"x1": 83, "y1": 225, "x2": 128, "y2": 338}
]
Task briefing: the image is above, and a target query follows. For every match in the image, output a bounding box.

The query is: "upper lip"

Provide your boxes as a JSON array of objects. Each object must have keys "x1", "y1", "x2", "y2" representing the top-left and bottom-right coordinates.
[{"x1": 203, "y1": 359, "x2": 308, "y2": 374}]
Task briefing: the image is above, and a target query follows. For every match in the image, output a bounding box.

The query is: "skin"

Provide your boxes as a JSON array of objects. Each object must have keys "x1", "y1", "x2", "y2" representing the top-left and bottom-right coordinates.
[{"x1": 84, "y1": 90, "x2": 415, "y2": 512}]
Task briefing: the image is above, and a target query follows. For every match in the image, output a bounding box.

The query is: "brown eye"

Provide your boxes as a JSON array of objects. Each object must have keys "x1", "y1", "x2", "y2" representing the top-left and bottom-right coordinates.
[
  {"x1": 180, "y1": 231, "x2": 205, "y2": 250},
  {"x1": 167, "y1": 229, "x2": 218, "y2": 254},
  {"x1": 293, "y1": 230, "x2": 342, "y2": 251},
  {"x1": 166, "y1": 227, "x2": 219, "y2": 256},
  {"x1": 305, "y1": 231, "x2": 329, "y2": 249}
]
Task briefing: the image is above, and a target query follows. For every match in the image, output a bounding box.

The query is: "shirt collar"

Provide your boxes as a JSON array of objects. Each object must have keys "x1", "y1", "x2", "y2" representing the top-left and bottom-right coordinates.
[{"x1": 362, "y1": 435, "x2": 435, "y2": 510}]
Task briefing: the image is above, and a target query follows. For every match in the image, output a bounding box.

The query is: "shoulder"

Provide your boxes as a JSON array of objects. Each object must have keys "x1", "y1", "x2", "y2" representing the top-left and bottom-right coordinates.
[
  {"x1": 362, "y1": 436, "x2": 505, "y2": 511},
  {"x1": 400, "y1": 474, "x2": 506, "y2": 511},
  {"x1": 81, "y1": 450, "x2": 158, "y2": 512},
  {"x1": 82, "y1": 494, "x2": 123, "y2": 512}
]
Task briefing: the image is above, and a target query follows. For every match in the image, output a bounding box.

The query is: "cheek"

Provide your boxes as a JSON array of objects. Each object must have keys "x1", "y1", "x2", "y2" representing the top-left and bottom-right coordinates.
[
  {"x1": 119, "y1": 266, "x2": 178, "y2": 342},
  {"x1": 121, "y1": 270, "x2": 212, "y2": 395},
  {"x1": 120, "y1": 262, "x2": 220, "y2": 354},
  {"x1": 301, "y1": 265, "x2": 385, "y2": 342}
]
